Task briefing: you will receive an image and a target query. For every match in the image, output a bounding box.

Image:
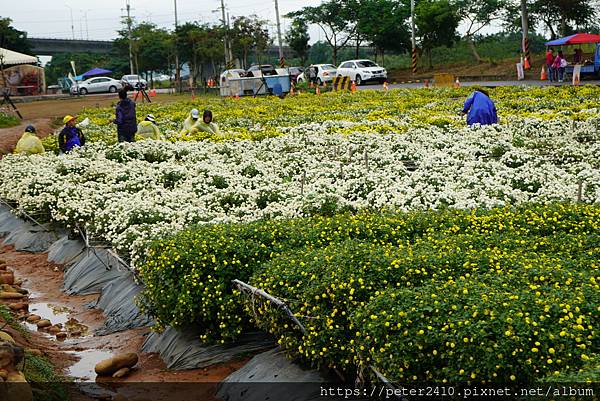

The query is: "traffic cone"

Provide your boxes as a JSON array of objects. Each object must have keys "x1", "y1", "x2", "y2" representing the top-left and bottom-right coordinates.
[
  {"x1": 383, "y1": 81, "x2": 389, "y2": 92},
  {"x1": 540, "y1": 65, "x2": 547, "y2": 81},
  {"x1": 316, "y1": 85, "x2": 321, "y2": 95},
  {"x1": 351, "y1": 81, "x2": 357, "y2": 93},
  {"x1": 454, "y1": 77, "x2": 461, "y2": 88},
  {"x1": 524, "y1": 57, "x2": 531, "y2": 70},
  {"x1": 290, "y1": 84, "x2": 295, "y2": 96}
]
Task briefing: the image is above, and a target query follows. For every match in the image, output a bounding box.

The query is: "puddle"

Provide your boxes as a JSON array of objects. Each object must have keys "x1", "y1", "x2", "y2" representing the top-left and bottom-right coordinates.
[
  {"x1": 68, "y1": 349, "x2": 114, "y2": 381},
  {"x1": 22, "y1": 302, "x2": 90, "y2": 339}
]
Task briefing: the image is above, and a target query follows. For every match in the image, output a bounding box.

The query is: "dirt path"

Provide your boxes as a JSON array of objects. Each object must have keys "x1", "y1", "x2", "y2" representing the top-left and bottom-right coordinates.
[
  {"x1": 0, "y1": 118, "x2": 56, "y2": 156},
  {"x1": 0, "y1": 243, "x2": 247, "y2": 401}
]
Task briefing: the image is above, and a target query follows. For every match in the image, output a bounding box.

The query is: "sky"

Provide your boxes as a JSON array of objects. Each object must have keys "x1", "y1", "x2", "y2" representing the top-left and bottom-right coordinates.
[{"x1": 3, "y1": 0, "x2": 325, "y2": 42}]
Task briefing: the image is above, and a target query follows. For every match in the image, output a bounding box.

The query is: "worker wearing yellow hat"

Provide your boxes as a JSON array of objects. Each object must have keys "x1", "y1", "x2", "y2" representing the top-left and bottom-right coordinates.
[{"x1": 58, "y1": 115, "x2": 86, "y2": 153}]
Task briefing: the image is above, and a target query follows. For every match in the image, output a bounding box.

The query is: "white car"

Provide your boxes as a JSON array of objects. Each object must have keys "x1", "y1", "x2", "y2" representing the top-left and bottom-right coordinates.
[
  {"x1": 296, "y1": 64, "x2": 338, "y2": 85},
  {"x1": 336, "y1": 59, "x2": 387, "y2": 85},
  {"x1": 121, "y1": 74, "x2": 148, "y2": 89},
  {"x1": 71, "y1": 77, "x2": 123, "y2": 95}
]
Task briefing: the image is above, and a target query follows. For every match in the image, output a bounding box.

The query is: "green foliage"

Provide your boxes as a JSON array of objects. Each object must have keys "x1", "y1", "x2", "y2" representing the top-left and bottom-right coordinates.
[
  {"x1": 247, "y1": 203, "x2": 600, "y2": 382},
  {"x1": 44, "y1": 53, "x2": 117, "y2": 87},
  {"x1": 231, "y1": 16, "x2": 272, "y2": 69},
  {"x1": 286, "y1": 18, "x2": 311, "y2": 65},
  {"x1": 139, "y1": 203, "x2": 600, "y2": 384},
  {"x1": 353, "y1": 0, "x2": 411, "y2": 56},
  {"x1": 416, "y1": 0, "x2": 460, "y2": 67},
  {"x1": 0, "y1": 18, "x2": 31, "y2": 54},
  {"x1": 24, "y1": 352, "x2": 70, "y2": 401},
  {"x1": 0, "y1": 111, "x2": 20, "y2": 129}
]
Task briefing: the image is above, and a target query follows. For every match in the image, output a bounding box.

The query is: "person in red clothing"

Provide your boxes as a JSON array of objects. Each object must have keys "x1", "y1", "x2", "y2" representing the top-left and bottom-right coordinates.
[{"x1": 545, "y1": 48, "x2": 555, "y2": 82}]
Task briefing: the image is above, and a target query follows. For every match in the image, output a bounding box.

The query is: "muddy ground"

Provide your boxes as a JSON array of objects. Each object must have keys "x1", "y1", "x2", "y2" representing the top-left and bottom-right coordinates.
[{"x1": 0, "y1": 243, "x2": 248, "y2": 401}]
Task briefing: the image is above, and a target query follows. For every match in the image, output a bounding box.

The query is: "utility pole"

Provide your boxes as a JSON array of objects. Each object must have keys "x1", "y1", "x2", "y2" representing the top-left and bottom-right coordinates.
[
  {"x1": 174, "y1": 0, "x2": 180, "y2": 92},
  {"x1": 227, "y1": 12, "x2": 233, "y2": 64},
  {"x1": 273, "y1": 0, "x2": 284, "y2": 60},
  {"x1": 410, "y1": 0, "x2": 417, "y2": 74},
  {"x1": 66, "y1": 5, "x2": 75, "y2": 40},
  {"x1": 521, "y1": 0, "x2": 531, "y2": 69},
  {"x1": 125, "y1": 0, "x2": 134, "y2": 75},
  {"x1": 220, "y1": 0, "x2": 230, "y2": 67}
]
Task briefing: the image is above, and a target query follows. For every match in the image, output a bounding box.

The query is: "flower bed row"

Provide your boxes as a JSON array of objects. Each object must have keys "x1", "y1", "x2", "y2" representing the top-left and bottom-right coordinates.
[
  {"x1": 41, "y1": 86, "x2": 600, "y2": 151},
  {"x1": 138, "y1": 202, "x2": 599, "y2": 383},
  {"x1": 1, "y1": 119, "x2": 599, "y2": 264}
]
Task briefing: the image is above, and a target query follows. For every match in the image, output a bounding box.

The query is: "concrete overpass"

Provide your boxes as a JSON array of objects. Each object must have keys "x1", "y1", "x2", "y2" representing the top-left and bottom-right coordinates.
[
  {"x1": 30, "y1": 37, "x2": 293, "y2": 59},
  {"x1": 29, "y1": 38, "x2": 113, "y2": 56}
]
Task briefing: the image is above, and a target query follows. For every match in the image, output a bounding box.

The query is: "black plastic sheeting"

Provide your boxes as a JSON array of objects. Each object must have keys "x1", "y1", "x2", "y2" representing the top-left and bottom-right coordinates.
[
  {"x1": 62, "y1": 249, "x2": 127, "y2": 295},
  {"x1": 47, "y1": 236, "x2": 86, "y2": 266},
  {"x1": 216, "y1": 348, "x2": 351, "y2": 401},
  {"x1": 0, "y1": 205, "x2": 281, "y2": 373},
  {"x1": 142, "y1": 328, "x2": 274, "y2": 370},
  {"x1": 0, "y1": 209, "x2": 25, "y2": 237},
  {"x1": 92, "y1": 271, "x2": 154, "y2": 335}
]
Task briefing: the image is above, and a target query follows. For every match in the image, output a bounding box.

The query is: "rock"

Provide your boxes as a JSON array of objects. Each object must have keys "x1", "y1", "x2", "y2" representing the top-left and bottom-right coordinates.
[
  {"x1": 26, "y1": 315, "x2": 41, "y2": 323},
  {"x1": 15, "y1": 288, "x2": 28, "y2": 295},
  {"x1": 47, "y1": 327, "x2": 61, "y2": 335},
  {"x1": 8, "y1": 303, "x2": 27, "y2": 311},
  {"x1": 13, "y1": 279, "x2": 22, "y2": 286},
  {"x1": 5, "y1": 372, "x2": 33, "y2": 401},
  {"x1": 0, "y1": 292, "x2": 23, "y2": 300},
  {"x1": 112, "y1": 367, "x2": 130, "y2": 378},
  {"x1": 55, "y1": 332, "x2": 67, "y2": 341},
  {"x1": 70, "y1": 330, "x2": 82, "y2": 337},
  {"x1": 0, "y1": 332, "x2": 15, "y2": 344},
  {"x1": 0, "y1": 273, "x2": 14, "y2": 285},
  {"x1": 36, "y1": 320, "x2": 51, "y2": 329},
  {"x1": 94, "y1": 353, "x2": 138, "y2": 376}
]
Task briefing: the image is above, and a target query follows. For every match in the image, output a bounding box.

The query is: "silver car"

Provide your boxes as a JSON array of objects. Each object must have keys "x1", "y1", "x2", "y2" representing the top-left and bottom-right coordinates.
[
  {"x1": 121, "y1": 74, "x2": 148, "y2": 90},
  {"x1": 71, "y1": 77, "x2": 123, "y2": 95}
]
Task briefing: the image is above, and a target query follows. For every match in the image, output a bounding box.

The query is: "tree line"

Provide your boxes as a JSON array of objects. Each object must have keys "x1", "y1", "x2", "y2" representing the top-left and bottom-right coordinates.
[{"x1": 1, "y1": 0, "x2": 598, "y2": 84}]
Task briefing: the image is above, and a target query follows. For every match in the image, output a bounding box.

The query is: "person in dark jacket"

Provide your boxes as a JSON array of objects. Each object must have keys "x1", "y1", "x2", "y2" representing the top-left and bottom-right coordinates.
[
  {"x1": 112, "y1": 89, "x2": 137, "y2": 142},
  {"x1": 462, "y1": 88, "x2": 498, "y2": 126},
  {"x1": 58, "y1": 115, "x2": 86, "y2": 153}
]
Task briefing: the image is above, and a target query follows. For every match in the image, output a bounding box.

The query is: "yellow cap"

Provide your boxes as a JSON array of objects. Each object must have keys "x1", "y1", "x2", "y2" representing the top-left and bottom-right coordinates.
[{"x1": 63, "y1": 115, "x2": 76, "y2": 124}]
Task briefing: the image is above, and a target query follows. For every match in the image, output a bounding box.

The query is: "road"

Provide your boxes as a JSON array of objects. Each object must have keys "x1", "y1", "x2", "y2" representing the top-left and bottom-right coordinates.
[{"x1": 358, "y1": 79, "x2": 600, "y2": 90}]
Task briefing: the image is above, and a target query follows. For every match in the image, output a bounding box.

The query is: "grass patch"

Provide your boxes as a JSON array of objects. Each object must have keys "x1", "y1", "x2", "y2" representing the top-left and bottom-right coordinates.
[
  {"x1": 0, "y1": 111, "x2": 20, "y2": 128},
  {"x1": 24, "y1": 352, "x2": 71, "y2": 401},
  {"x1": 0, "y1": 304, "x2": 29, "y2": 339}
]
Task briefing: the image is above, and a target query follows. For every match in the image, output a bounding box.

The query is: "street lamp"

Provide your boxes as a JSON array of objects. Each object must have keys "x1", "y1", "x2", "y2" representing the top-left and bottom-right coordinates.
[{"x1": 65, "y1": 4, "x2": 75, "y2": 40}]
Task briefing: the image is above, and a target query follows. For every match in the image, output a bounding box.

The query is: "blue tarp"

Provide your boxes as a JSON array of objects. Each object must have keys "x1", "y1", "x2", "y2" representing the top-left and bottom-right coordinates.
[
  {"x1": 545, "y1": 34, "x2": 578, "y2": 46},
  {"x1": 82, "y1": 67, "x2": 112, "y2": 77}
]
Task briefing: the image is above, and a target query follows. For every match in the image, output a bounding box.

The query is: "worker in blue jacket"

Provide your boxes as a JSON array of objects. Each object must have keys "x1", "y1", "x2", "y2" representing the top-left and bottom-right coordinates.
[
  {"x1": 462, "y1": 88, "x2": 498, "y2": 126},
  {"x1": 112, "y1": 89, "x2": 137, "y2": 142}
]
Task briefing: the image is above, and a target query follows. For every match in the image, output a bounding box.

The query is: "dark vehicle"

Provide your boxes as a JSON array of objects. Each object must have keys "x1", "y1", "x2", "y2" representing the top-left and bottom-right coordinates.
[
  {"x1": 287, "y1": 66, "x2": 304, "y2": 83},
  {"x1": 246, "y1": 64, "x2": 277, "y2": 77}
]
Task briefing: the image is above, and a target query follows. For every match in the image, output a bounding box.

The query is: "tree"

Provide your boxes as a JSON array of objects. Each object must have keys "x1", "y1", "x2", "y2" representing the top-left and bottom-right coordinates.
[
  {"x1": 286, "y1": 17, "x2": 310, "y2": 65},
  {"x1": 44, "y1": 53, "x2": 108, "y2": 84},
  {"x1": 288, "y1": 0, "x2": 355, "y2": 65},
  {"x1": 353, "y1": 0, "x2": 411, "y2": 64},
  {"x1": 115, "y1": 22, "x2": 172, "y2": 80},
  {"x1": 529, "y1": 0, "x2": 596, "y2": 37},
  {"x1": 454, "y1": 0, "x2": 509, "y2": 62},
  {"x1": 230, "y1": 16, "x2": 271, "y2": 68},
  {"x1": 415, "y1": 0, "x2": 460, "y2": 68},
  {"x1": 0, "y1": 18, "x2": 31, "y2": 54}
]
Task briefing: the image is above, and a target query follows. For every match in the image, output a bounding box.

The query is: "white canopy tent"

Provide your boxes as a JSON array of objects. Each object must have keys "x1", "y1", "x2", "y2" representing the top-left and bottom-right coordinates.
[{"x1": 0, "y1": 48, "x2": 38, "y2": 66}]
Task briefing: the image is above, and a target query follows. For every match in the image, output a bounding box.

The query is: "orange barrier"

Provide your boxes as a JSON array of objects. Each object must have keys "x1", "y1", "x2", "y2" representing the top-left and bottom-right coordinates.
[
  {"x1": 351, "y1": 81, "x2": 357, "y2": 93},
  {"x1": 540, "y1": 65, "x2": 547, "y2": 81}
]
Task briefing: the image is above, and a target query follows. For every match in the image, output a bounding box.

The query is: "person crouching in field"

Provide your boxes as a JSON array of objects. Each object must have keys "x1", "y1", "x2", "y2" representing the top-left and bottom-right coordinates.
[
  {"x1": 137, "y1": 114, "x2": 163, "y2": 140},
  {"x1": 15, "y1": 125, "x2": 44, "y2": 155},
  {"x1": 462, "y1": 88, "x2": 498, "y2": 126},
  {"x1": 112, "y1": 89, "x2": 137, "y2": 143},
  {"x1": 180, "y1": 109, "x2": 220, "y2": 137},
  {"x1": 59, "y1": 115, "x2": 86, "y2": 153}
]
